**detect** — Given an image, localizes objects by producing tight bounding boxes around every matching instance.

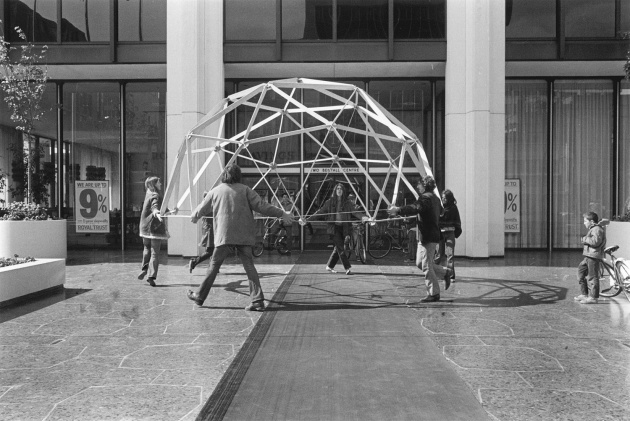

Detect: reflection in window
[565,0,614,38]
[62,83,120,224]
[125,83,166,246]
[302,81,366,162]
[118,0,166,42]
[622,1,630,34]
[234,82,300,168]
[618,81,630,215]
[61,0,110,42]
[283,0,333,40]
[553,80,613,248]
[368,81,432,168]
[505,80,548,248]
[506,0,555,38]
[0,83,57,207]
[337,0,387,39]
[225,0,276,41]
[6,0,57,42]
[393,0,445,39]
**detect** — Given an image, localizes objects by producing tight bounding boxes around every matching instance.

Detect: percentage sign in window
[98,194,108,213]
[504,192,518,213]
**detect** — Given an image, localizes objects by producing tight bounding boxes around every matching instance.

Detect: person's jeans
[435,231,456,277]
[417,242,448,297]
[577,257,600,298]
[141,238,161,279]
[327,225,351,271]
[196,245,264,304]
[407,229,417,260]
[192,247,213,267]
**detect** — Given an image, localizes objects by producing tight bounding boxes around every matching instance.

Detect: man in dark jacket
[388,175,453,302]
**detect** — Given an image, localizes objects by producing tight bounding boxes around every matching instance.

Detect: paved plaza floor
[1,248,629,420]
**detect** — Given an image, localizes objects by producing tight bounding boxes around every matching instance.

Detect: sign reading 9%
[75,181,111,233]
[504,179,520,233]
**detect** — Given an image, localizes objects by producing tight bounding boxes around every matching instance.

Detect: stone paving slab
[0,250,629,420]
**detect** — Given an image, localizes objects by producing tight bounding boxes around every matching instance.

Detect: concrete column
[445,0,505,258]
[166,0,224,256]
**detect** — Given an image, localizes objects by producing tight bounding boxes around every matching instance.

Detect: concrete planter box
[606,221,630,256]
[0,220,67,259]
[0,259,65,307]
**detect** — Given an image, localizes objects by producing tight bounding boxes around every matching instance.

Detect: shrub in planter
[0,201,49,220]
[0,254,35,267]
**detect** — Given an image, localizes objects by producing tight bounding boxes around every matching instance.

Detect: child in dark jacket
[574,211,606,304]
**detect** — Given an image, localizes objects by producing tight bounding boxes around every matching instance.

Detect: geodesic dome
[162,78,434,223]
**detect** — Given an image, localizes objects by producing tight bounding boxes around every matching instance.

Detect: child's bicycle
[598,245,630,302]
[252,218,290,257]
[344,222,367,264]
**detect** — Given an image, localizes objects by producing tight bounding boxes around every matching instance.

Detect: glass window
[302,80,366,163]
[63,83,120,248]
[282,0,333,40]
[125,83,166,248]
[337,0,388,40]
[61,0,109,42]
[618,81,630,216]
[225,0,276,41]
[6,0,58,42]
[434,80,445,192]
[506,0,555,38]
[622,0,630,34]
[565,0,615,38]
[0,82,57,208]
[368,80,433,169]
[393,0,446,39]
[233,82,301,168]
[505,80,548,248]
[552,80,613,248]
[118,0,166,42]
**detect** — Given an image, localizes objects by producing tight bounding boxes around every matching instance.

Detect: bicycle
[598,245,630,302]
[252,218,290,257]
[344,222,367,264]
[367,218,410,259]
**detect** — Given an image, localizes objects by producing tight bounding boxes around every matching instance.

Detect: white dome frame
[162,78,435,223]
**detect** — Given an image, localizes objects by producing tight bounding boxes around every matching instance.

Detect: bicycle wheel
[368,235,391,259]
[614,260,630,302]
[357,239,367,264]
[599,260,621,297]
[276,237,290,255]
[252,242,264,257]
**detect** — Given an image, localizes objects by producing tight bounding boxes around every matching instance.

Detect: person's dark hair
[222,164,242,184]
[145,176,161,193]
[330,183,347,208]
[442,189,457,207]
[583,211,599,223]
[422,175,436,191]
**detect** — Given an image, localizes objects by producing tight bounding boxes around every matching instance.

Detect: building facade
[1,0,629,258]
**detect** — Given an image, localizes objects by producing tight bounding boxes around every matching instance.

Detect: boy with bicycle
[575,211,606,304]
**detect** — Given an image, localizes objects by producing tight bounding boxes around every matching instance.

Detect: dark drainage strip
[195,265,298,421]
